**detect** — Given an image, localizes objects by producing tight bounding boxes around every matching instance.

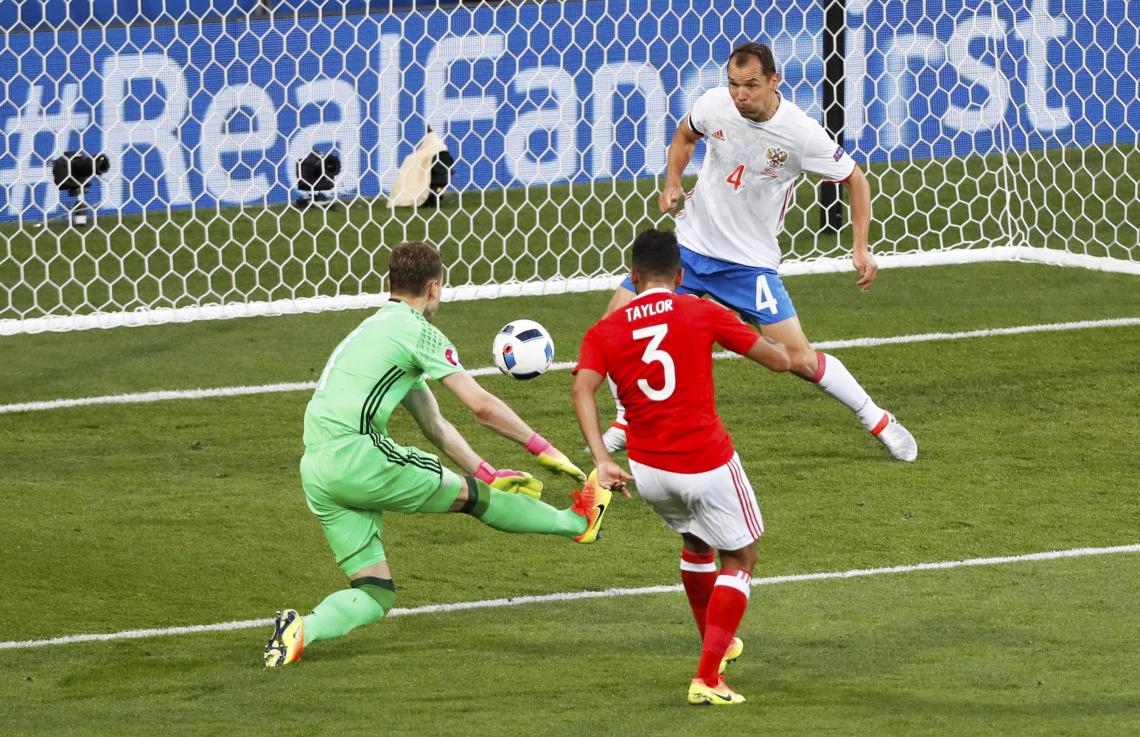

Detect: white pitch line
[2,316,1138,416]
[2,543,1136,652]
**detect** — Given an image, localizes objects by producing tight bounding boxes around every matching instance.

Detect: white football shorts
[629,452,764,551]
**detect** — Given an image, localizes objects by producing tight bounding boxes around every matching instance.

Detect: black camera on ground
[52,151,110,226]
[294,151,342,209]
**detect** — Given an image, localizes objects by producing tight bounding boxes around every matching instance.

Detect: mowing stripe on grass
[2,543,1136,652]
[3,316,1138,415]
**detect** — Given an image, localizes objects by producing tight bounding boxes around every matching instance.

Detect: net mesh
[0,0,1136,334]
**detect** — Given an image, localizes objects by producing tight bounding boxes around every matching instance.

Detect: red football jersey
[575,288,761,473]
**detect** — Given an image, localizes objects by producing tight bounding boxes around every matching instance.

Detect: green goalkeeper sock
[472,486,587,539]
[303,580,394,643]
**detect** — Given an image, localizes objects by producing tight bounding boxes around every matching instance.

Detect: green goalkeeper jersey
[303,300,465,447]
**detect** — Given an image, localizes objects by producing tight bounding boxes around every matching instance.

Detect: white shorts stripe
[680,560,718,573]
[732,456,764,536]
[727,457,761,539]
[726,461,751,537]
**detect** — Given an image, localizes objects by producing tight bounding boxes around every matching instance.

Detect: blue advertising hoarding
[0,0,1135,220]
[845,0,1139,160]
[0,1,353,29]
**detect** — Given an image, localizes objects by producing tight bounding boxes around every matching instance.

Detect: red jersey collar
[631,287,673,301]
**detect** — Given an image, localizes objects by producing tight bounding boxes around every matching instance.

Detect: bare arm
[658,117,704,214]
[572,369,610,467]
[400,386,484,474]
[743,334,792,373]
[403,381,547,497]
[441,370,587,483]
[843,164,877,293]
[440,371,533,443]
[572,368,632,494]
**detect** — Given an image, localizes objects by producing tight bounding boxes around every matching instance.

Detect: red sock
[696,569,751,685]
[680,549,717,638]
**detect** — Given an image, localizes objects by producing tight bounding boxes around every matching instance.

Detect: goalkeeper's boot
[264,609,305,668]
[602,422,627,453]
[688,676,746,706]
[571,470,612,544]
[718,637,744,675]
[871,412,918,462]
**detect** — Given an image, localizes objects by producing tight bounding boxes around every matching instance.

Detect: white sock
[811,352,886,431]
[607,375,626,427]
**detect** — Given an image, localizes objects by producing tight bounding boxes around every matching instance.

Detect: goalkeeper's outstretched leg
[423,469,610,543]
[268,242,617,666]
[265,469,611,666]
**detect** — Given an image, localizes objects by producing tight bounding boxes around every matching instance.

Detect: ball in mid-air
[493,319,554,379]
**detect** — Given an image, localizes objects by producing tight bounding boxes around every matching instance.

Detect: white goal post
[0,0,1137,335]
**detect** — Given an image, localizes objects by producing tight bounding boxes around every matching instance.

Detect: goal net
[0,0,1136,334]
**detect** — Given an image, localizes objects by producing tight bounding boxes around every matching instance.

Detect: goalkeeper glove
[525,433,587,483]
[474,461,543,499]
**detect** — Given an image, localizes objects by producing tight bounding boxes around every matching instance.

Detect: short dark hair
[729,42,777,77]
[389,241,443,296]
[631,228,681,279]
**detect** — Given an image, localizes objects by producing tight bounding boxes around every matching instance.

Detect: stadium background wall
[1,0,1134,222]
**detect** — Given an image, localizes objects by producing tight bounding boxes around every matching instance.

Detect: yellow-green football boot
[264,609,305,667]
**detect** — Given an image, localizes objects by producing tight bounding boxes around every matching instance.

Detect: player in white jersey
[601,41,917,462]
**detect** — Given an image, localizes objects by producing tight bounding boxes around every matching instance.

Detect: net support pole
[819,0,846,234]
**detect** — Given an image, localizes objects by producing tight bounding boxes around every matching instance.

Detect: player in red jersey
[573,228,791,706]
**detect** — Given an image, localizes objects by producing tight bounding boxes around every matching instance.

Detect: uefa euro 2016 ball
[493,319,554,379]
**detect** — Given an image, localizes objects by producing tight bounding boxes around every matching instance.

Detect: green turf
[2,143,1137,321]
[2,260,1139,403]
[2,554,1137,737]
[1,262,1139,735]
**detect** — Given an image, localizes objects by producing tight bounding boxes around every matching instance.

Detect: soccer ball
[493,319,554,380]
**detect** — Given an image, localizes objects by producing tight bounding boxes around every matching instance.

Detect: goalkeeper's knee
[350,576,397,615]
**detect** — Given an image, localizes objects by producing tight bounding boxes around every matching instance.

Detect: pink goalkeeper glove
[473,460,543,499]
[525,433,587,483]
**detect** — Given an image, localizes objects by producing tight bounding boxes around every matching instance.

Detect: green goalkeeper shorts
[300,434,463,576]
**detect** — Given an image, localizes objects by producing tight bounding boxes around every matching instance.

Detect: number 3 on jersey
[631,324,676,401]
[726,163,745,191]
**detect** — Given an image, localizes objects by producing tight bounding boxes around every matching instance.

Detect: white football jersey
[675,87,856,269]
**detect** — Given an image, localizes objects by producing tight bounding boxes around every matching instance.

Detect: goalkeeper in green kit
[264,241,611,667]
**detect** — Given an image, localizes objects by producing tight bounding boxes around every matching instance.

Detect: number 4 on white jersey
[632,324,676,401]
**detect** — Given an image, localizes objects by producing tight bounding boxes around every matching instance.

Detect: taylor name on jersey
[624,298,674,322]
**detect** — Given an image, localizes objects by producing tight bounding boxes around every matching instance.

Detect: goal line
[2,315,1138,415]
[4,248,1138,337]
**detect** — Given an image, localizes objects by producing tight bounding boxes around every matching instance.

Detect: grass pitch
[1,262,1139,735]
